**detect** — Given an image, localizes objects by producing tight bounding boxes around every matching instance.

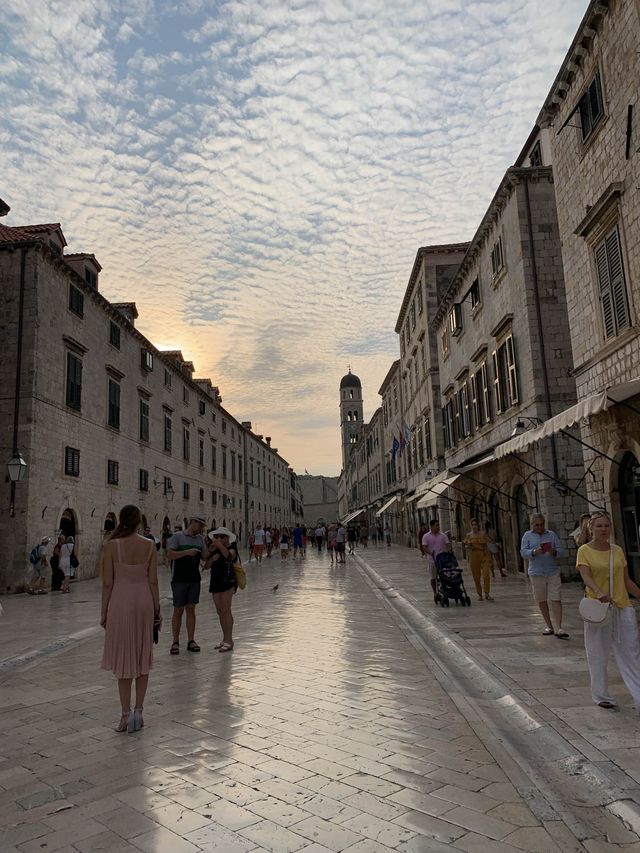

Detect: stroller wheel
[460,597,466,607]
[434,594,441,604]
[443,596,449,607]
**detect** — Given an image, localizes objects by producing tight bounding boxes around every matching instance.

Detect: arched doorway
[103,512,117,537]
[619,452,640,581]
[59,508,76,539]
[141,514,149,531]
[513,485,530,573]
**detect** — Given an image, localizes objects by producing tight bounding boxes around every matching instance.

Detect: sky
[1,0,588,476]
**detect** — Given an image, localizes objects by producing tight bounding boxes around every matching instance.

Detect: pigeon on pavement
[272,584,279,592]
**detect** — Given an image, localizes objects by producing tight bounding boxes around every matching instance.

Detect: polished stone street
[2,546,640,852]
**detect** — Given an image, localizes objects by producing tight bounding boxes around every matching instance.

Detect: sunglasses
[212,534,228,539]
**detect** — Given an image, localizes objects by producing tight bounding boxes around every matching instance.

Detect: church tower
[339,369,364,470]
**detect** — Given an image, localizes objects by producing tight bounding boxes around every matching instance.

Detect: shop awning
[342,507,366,525]
[454,451,496,474]
[416,475,459,509]
[495,378,640,460]
[375,495,399,516]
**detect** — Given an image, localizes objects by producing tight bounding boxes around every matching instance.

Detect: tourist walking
[292,524,304,558]
[335,523,346,563]
[572,513,591,548]
[28,537,50,595]
[60,536,75,593]
[520,513,568,638]
[100,505,161,733]
[577,511,640,709]
[464,519,492,601]
[315,523,326,552]
[280,526,290,561]
[253,525,265,562]
[384,523,392,547]
[359,523,369,547]
[422,519,450,600]
[50,533,65,591]
[266,527,273,558]
[327,523,338,563]
[206,527,239,653]
[166,513,208,655]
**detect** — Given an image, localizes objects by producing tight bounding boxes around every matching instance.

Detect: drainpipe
[10,246,28,518]
[523,177,559,482]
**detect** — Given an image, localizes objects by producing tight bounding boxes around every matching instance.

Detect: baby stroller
[434,551,471,607]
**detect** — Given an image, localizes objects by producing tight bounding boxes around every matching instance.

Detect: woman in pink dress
[101,505,161,733]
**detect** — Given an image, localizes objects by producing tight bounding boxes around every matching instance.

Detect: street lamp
[7,452,27,482]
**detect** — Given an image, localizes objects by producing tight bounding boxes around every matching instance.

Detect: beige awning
[454,451,496,474]
[494,377,640,460]
[416,475,459,509]
[375,495,399,517]
[342,507,366,525]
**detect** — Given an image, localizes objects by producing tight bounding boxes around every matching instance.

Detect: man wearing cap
[29,537,50,595]
[166,514,208,654]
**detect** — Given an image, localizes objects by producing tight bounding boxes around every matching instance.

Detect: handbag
[579,547,613,625]
[234,560,247,590]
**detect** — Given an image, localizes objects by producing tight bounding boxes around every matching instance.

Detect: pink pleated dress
[101,539,155,679]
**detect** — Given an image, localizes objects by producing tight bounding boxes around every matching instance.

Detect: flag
[398,430,406,455]
[402,421,411,445]
[391,436,400,461]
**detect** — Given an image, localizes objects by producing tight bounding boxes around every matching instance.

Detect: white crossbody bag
[578,548,613,625]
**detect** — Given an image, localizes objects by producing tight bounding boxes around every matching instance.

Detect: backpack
[29,546,39,565]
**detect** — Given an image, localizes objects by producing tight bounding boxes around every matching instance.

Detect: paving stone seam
[353,552,640,847]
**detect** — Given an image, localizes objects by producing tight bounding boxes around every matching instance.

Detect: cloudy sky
[1,0,587,475]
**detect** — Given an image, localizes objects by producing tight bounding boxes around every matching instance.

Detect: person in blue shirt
[520,513,568,639]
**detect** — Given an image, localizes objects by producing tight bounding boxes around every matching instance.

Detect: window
[65,352,82,411]
[416,422,424,467]
[579,71,604,142]
[107,459,119,485]
[457,383,471,438]
[222,446,227,478]
[183,386,189,404]
[183,426,190,461]
[424,415,432,460]
[139,399,149,442]
[199,487,204,503]
[198,400,205,416]
[163,476,172,496]
[417,286,424,315]
[109,322,121,348]
[449,304,462,337]
[141,349,153,371]
[164,368,172,388]
[529,141,542,167]
[413,359,419,389]
[139,469,149,492]
[442,399,455,450]
[231,452,236,481]
[211,444,217,473]
[222,419,227,434]
[470,278,480,310]
[164,413,172,453]
[64,446,80,477]
[84,267,97,288]
[69,284,84,317]
[441,325,450,357]
[212,490,217,505]
[183,482,190,500]
[491,237,504,278]
[107,379,120,429]
[492,335,518,413]
[199,438,204,467]
[410,301,416,331]
[595,226,630,338]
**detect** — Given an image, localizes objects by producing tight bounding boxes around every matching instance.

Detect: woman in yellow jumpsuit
[464,518,493,601]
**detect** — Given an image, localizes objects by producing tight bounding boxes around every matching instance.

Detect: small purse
[579,548,613,625]
[234,561,247,590]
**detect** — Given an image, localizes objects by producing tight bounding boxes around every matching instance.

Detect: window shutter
[491,351,503,413]
[605,228,629,334]
[595,239,616,338]
[506,335,519,405]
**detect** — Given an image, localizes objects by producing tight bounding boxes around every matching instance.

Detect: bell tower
[339,369,364,470]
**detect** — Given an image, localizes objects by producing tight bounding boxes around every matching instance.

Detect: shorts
[427,559,437,580]
[335,542,345,553]
[530,573,561,602]
[171,581,201,607]
[254,544,265,554]
[31,563,46,579]
[280,543,289,550]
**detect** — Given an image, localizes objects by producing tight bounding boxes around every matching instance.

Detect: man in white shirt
[315,525,326,552]
[335,524,346,564]
[253,525,266,562]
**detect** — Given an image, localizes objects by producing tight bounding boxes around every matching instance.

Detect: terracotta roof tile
[0,223,66,245]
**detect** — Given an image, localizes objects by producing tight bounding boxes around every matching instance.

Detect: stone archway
[103,512,117,538]
[59,507,77,539]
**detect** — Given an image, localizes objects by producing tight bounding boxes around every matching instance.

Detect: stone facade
[529,0,640,575]
[298,475,339,526]
[431,165,586,570]
[0,224,299,592]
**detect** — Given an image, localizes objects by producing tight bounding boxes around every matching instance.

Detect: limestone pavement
[1,545,640,852]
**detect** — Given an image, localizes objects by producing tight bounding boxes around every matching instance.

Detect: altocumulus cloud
[1,0,587,474]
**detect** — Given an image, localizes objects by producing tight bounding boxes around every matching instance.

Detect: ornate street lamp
[7,452,27,482]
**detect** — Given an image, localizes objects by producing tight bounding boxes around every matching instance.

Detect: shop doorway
[103,512,117,537]
[59,508,77,539]
[619,452,640,582]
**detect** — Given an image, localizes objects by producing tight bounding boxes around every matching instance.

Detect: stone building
[394,244,469,544]
[431,161,586,571]
[516,0,640,576]
[299,475,339,527]
[0,216,299,592]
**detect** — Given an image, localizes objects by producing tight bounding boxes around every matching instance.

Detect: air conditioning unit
[449,303,463,337]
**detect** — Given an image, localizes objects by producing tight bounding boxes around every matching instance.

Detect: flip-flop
[219,642,234,653]
[598,701,617,709]
[555,630,570,639]
[170,642,180,655]
[542,627,554,635]
[187,640,201,653]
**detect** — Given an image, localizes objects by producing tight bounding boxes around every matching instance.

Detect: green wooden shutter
[595,239,615,338]
[605,227,629,334]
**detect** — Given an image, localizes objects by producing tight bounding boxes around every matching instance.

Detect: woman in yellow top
[464,518,493,601]
[577,512,640,710]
